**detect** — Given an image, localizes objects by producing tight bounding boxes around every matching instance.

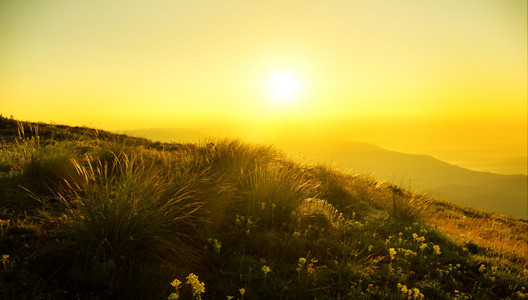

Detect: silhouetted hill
[283,140,528,219]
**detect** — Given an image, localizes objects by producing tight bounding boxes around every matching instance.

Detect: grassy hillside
[116,128,528,219]
[1,116,527,299]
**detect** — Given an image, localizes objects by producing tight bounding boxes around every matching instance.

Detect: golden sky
[1,0,526,173]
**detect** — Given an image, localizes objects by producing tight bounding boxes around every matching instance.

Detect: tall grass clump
[58,152,207,295]
[310,165,380,219]
[202,139,281,177]
[20,143,79,195]
[293,198,349,236]
[388,184,429,222]
[237,162,317,227]
[0,145,24,173]
[6,124,80,198]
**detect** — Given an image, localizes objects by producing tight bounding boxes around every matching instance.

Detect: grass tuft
[56,152,208,296]
[388,184,429,222]
[237,162,317,227]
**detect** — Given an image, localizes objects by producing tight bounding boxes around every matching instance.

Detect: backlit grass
[0,116,527,299]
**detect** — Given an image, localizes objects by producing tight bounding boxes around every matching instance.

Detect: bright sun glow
[267,71,301,103]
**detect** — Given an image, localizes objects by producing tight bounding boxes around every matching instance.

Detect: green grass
[0,116,527,299]
[54,152,207,298]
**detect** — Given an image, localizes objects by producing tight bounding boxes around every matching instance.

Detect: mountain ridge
[284,140,528,219]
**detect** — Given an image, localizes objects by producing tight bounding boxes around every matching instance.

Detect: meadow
[0,115,527,299]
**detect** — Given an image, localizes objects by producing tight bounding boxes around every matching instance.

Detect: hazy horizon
[116,121,527,176]
[1,0,526,175]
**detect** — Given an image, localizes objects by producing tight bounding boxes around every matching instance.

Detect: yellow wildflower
[168,278,181,300]
[412,288,424,299]
[261,265,271,277]
[186,273,205,300]
[400,284,408,294]
[479,264,486,273]
[389,248,397,260]
[168,293,179,300]
[171,278,181,288]
[297,257,307,271]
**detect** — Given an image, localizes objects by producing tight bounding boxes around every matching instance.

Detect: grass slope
[0,116,527,299]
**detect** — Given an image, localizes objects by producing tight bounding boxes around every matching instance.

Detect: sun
[267,70,301,103]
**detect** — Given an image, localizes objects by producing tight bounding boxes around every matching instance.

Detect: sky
[1,0,527,174]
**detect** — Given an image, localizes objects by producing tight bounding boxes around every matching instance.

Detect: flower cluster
[397,283,424,299]
[478,264,486,273]
[297,257,307,271]
[168,279,181,300]
[433,245,441,255]
[397,248,417,257]
[261,265,271,278]
[186,273,205,300]
[207,238,222,253]
[388,248,397,260]
[412,233,425,243]
[168,274,205,300]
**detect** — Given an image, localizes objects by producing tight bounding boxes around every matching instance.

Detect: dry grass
[425,200,528,268]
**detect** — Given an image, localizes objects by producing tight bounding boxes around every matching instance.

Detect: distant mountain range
[292,141,527,220]
[120,128,528,220]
